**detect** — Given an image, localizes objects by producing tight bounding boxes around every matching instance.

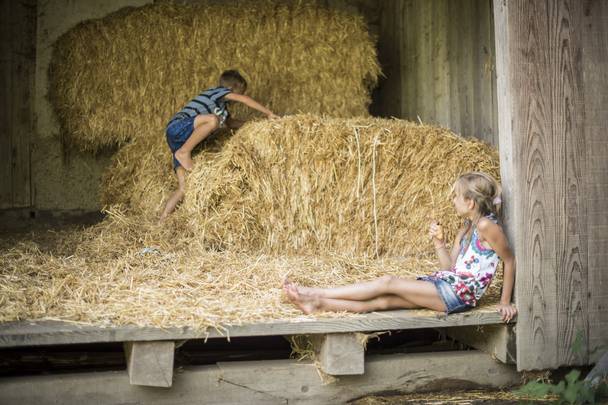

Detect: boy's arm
[224,93,277,118]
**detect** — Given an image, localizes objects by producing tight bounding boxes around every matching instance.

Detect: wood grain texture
[582,0,608,364]
[375,0,497,145]
[494,0,604,370]
[0,0,34,209]
[0,307,508,348]
[0,351,521,405]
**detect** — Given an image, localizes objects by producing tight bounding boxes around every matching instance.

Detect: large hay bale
[49,1,380,152]
[0,114,504,328]
[176,115,500,256]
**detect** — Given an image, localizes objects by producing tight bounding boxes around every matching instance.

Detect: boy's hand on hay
[429,221,445,248]
[267,112,279,119]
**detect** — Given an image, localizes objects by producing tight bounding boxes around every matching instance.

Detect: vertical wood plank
[447,0,462,134]
[552,0,588,367]
[515,0,561,371]
[373,0,497,144]
[376,0,402,118]
[0,0,34,209]
[459,0,475,138]
[476,0,498,146]
[431,0,450,129]
[402,0,416,119]
[582,0,608,364]
[416,0,434,123]
[495,0,590,370]
[0,0,14,207]
[11,0,35,208]
[493,0,516,253]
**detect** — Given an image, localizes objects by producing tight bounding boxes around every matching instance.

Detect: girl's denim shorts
[418,276,471,314]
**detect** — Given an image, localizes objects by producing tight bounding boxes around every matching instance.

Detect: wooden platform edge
[0,308,509,348]
[0,350,520,405]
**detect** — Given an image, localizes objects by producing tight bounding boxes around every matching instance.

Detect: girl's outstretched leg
[284,277,447,313]
[284,283,416,314]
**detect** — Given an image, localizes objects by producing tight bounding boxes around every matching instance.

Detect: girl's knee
[372,296,392,311]
[378,275,396,287]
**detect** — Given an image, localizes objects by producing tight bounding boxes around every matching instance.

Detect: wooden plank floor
[0,306,510,348]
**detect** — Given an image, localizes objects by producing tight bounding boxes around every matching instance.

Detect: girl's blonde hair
[452,172,502,218]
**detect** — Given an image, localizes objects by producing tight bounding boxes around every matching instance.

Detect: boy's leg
[174,114,219,170]
[159,166,187,222]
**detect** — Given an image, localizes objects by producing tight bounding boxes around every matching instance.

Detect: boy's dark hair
[219,70,247,91]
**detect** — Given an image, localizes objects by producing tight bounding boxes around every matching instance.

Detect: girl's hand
[497,303,517,323]
[267,113,279,119]
[429,221,445,247]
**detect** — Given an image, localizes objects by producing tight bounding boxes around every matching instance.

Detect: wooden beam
[0,0,35,209]
[581,0,608,365]
[0,307,507,348]
[494,0,591,371]
[123,341,174,387]
[311,333,365,375]
[446,325,515,364]
[0,351,520,404]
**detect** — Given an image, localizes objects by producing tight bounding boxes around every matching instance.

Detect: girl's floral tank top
[430,214,501,306]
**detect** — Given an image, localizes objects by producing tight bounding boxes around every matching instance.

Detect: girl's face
[452,189,474,216]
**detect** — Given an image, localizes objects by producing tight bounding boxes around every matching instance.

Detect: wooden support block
[446,325,516,364]
[311,333,365,375]
[123,341,175,387]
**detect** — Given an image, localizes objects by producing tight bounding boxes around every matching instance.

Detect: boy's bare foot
[174,149,193,171]
[284,283,320,314]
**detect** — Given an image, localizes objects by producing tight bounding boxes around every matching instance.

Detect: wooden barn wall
[373,0,498,147]
[0,0,36,209]
[495,0,608,371]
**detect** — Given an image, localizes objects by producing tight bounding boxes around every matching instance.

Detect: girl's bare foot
[284,283,320,314]
[282,278,321,297]
[174,149,193,171]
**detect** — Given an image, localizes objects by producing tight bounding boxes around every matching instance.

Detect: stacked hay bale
[50,1,380,150]
[49,1,380,212]
[178,115,500,256]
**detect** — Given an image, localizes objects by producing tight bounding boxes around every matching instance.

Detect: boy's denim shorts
[418,276,471,314]
[166,113,195,169]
